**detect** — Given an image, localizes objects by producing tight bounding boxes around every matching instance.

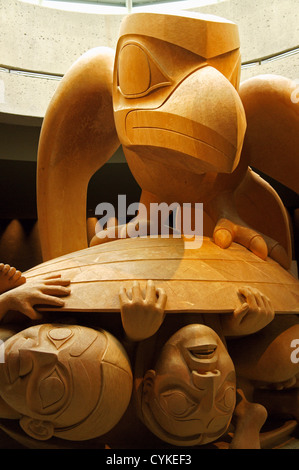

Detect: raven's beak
[124,65,246,175]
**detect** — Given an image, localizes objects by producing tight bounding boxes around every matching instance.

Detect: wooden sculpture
[37,47,120,260]
[37,11,298,273]
[5,10,297,449]
[23,236,299,318]
[0,236,296,448]
[0,263,26,294]
[0,266,133,444]
[0,321,133,442]
[134,323,237,447]
[239,74,299,196]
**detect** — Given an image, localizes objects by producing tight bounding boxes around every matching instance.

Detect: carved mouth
[188,345,217,360]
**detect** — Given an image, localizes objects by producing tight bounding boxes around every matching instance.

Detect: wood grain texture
[37,47,120,261]
[24,236,299,314]
[240,74,299,195]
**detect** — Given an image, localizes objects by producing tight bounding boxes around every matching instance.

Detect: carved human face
[141,324,236,446]
[0,321,131,443]
[0,324,105,426]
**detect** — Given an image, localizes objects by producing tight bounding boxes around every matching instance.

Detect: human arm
[221,286,274,337]
[0,275,71,322]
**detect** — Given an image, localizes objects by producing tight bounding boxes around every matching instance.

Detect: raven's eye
[117,42,171,98]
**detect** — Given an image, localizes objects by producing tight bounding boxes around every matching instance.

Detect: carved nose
[192,369,221,412]
[21,348,58,371]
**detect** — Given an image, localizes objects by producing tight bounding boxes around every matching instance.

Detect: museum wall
[1,0,298,119]
[0,0,298,271]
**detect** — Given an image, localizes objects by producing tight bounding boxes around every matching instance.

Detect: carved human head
[140,324,236,446]
[0,324,132,441]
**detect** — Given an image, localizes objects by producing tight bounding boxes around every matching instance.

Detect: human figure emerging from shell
[119,280,299,448]
[1,9,298,449]
[0,252,298,448]
[0,264,133,443]
[0,270,274,447]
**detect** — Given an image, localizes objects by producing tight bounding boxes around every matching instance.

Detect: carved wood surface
[24,236,299,314]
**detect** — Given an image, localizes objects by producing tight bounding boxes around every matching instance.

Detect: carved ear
[19,416,54,441]
[142,369,156,402]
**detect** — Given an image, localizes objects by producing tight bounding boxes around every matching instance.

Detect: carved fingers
[0,263,26,294]
[2,276,71,320]
[236,287,273,315]
[222,286,274,336]
[40,274,72,287]
[213,218,290,269]
[119,280,167,342]
[234,287,274,335]
[213,218,268,261]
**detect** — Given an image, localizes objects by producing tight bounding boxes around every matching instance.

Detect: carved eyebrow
[70,329,100,357]
[46,326,101,355]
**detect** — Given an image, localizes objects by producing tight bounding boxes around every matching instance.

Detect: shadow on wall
[0,219,42,272]
[0,158,142,271]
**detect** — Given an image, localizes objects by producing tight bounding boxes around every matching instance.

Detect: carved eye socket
[216,385,236,412]
[39,369,65,409]
[117,42,171,98]
[159,390,197,418]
